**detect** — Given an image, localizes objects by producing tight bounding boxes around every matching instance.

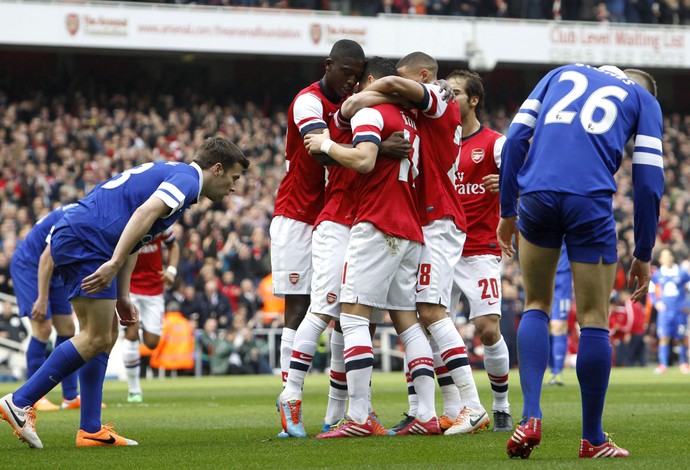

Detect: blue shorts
[657,310,687,339]
[551,270,573,321]
[50,225,118,300]
[518,191,617,264]
[9,258,72,319]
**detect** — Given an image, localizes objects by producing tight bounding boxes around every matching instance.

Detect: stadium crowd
[0,87,688,374]
[133,0,690,25]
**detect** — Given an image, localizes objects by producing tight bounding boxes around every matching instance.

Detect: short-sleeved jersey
[500,63,664,261]
[351,103,423,243]
[12,204,76,268]
[130,227,175,296]
[274,81,343,225]
[56,161,201,257]
[458,126,505,256]
[415,84,466,230]
[314,110,358,228]
[651,264,690,312]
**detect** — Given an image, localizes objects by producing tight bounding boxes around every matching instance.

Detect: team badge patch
[310,23,322,45]
[289,273,300,285]
[66,13,79,36]
[326,292,337,304]
[471,148,485,163]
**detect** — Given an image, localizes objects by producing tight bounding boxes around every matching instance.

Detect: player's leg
[675,314,688,372]
[51,312,79,407]
[76,311,137,447]
[571,259,624,455]
[323,321,347,429]
[655,310,671,373]
[269,216,313,387]
[465,255,512,432]
[281,222,348,436]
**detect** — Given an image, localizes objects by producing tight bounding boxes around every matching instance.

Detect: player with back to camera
[498,64,663,459]
[0,137,249,448]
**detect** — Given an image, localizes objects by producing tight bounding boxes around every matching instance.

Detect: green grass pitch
[1,367,689,469]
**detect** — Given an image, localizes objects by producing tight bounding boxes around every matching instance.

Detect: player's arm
[162,235,180,287]
[31,245,54,321]
[628,99,664,302]
[305,129,377,174]
[116,252,140,326]
[354,76,427,114]
[499,70,558,219]
[340,89,411,120]
[82,197,170,295]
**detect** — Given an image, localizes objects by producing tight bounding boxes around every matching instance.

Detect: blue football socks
[576,327,611,446]
[14,339,85,408]
[25,337,48,379]
[517,309,550,421]
[79,352,109,433]
[55,335,79,401]
[549,333,568,375]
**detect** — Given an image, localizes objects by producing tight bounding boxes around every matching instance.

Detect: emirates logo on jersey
[471,148,485,163]
[289,273,300,285]
[326,292,337,304]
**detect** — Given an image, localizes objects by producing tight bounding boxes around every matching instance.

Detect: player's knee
[32,321,53,341]
[143,335,160,350]
[474,316,501,345]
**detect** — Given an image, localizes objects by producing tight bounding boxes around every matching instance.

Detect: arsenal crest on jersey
[66,13,79,36]
[310,23,322,45]
[471,148,485,163]
[326,292,337,304]
[289,273,300,285]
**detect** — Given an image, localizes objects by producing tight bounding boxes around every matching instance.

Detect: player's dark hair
[396,51,438,79]
[363,56,398,80]
[193,137,250,171]
[623,68,657,97]
[330,39,365,63]
[446,69,485,116]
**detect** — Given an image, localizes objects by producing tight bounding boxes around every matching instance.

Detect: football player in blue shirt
[498,64,663,459]
[9,205,80,411]
[650,248,690,374]
[1,137,249,448]
[547,244,572,386]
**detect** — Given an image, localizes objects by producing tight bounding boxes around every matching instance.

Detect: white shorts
[309,221,351,318]
[416,218,466,308]
[269,215,313,295]
[341,222,421,311]
[130,293,165,337]
[451,254,502,322]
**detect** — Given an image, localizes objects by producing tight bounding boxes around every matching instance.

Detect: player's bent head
[330,39,365,64]
[364,56,398,81]
[193,137,250,172]
[447,69,485,115]
[623,68,657,97]
[396,51,438,81]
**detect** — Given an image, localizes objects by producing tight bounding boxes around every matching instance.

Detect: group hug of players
[271,40,512,440]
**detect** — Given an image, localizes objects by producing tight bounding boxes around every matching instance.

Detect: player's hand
[30,299,48,321]
[159,269,175,287]
[380,131,411,159]
[116,297,139,327]
[496,216,518,258]
[482,174,500,193]
[433,79,455,103]
[81,260,119,295]
[304,129,329,154]
[628,257,651,303]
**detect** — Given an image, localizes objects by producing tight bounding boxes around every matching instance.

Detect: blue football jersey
[651,264,690,312]
[56,161,202,257]
[501,63,664,261]
[556,245,570,275]
[12,204,76,267]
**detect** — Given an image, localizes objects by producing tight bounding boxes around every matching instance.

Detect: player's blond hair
[623,69,657,97]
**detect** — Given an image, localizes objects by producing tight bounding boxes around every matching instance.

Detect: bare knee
[30,320,53,342]
[284,295,310,330]
[417,303,448,329]
[473,315,501,346]
[550,319,568,336]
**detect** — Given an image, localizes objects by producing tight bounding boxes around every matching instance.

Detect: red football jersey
[274,81,342,225]
[351,104,423,243]
[314,110,358,228]
[416,84,467,231]
[458,126,506,257]
[130,228,175,296]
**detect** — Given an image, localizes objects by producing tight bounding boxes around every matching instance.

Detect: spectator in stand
[199,278,233,330]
